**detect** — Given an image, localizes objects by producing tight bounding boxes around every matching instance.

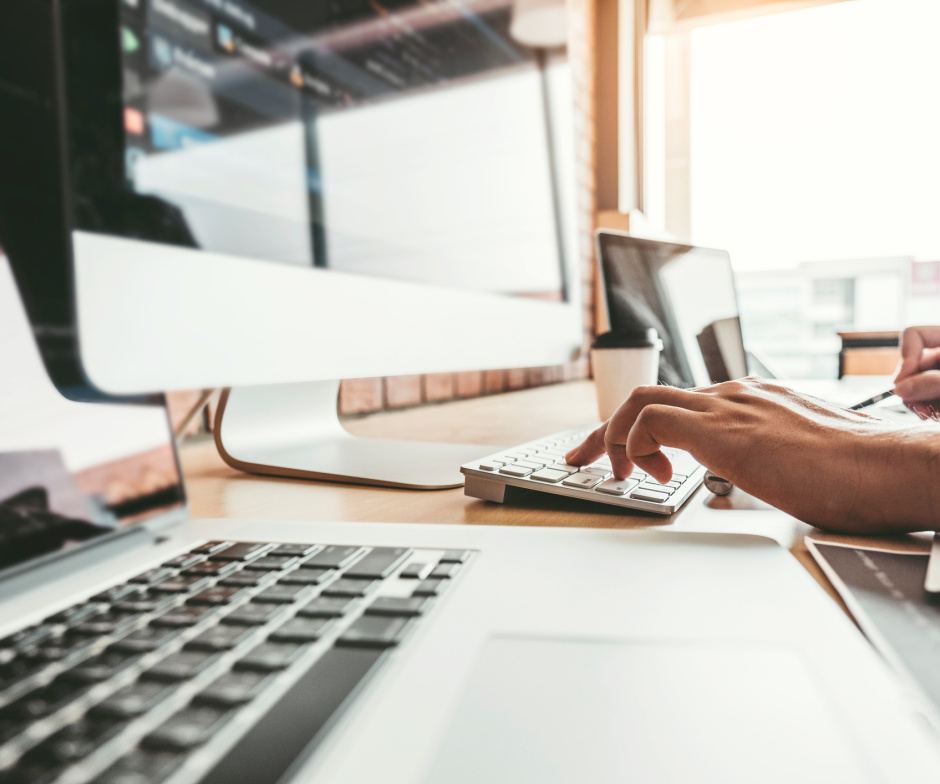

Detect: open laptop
[3,259,940,784]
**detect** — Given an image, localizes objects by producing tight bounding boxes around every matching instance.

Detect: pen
[848,388,896,411]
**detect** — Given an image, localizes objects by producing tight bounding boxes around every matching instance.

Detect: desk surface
[179,380,931,613]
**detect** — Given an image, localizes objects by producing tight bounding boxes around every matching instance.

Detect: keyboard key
[477,460,505,471]
[399,562,433,580]
[278,568,333,586]
[129,568,175,585]
[95,750,182,784]
[187,586,245,605]
[92,680,174,718]
[144,650,219,682]
[499,465,533,477]
[195,671,272,707]
[300,545,362,570]
[111,625,183,653]
[430,563,461,579]
[235,642,307,672]
[243,556,300,572]
[191,541,231,555]
[582,467,611,478]
[6,624,58,652]
[151,604,216,627]
[412,579,448,597]
[639,483,674,495]
[112,595,175,614]
[68,612,140,637]
[322,578,379,598]
[7,678,88,721]
[149,576,213,594]
[562,472,604,489]
[551,463,581,474]
[439,549,472,563]
[365,596,434,617]
[251,584,311,603]
[60,649,139,684]
[185,624,254,651]
[162,553,205,570]
[222,603,288,627]
[525,457,554,467]
[296,596,356,618]
[345,547,411,579]
[38,716,121,763]
[596,478,638,496]
[630,488,670,503]
[90,584,143,604]
[269,543,319,557]
[513,460,544,470]
[144,706,232,750]
[339,616,412,649]
[182,560,240,578]
[269,617,333,643]
[530,468,568,483]
[219,572,272,588]
[208,542,272,562]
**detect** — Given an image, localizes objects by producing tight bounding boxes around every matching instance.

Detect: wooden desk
[180,380,931,612]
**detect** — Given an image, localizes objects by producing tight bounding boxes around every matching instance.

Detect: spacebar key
[198,647,384,784]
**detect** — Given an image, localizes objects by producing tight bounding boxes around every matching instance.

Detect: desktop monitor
[0,0,583,488]
[596,231,747,389]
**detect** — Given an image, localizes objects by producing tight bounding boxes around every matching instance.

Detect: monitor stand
[213,381,497,490]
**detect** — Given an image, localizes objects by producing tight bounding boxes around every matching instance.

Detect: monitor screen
[597,233,746,388]
[109,0,568,300]
[0,255,185,576]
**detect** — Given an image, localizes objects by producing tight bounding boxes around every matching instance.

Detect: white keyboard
[461,426,705,514]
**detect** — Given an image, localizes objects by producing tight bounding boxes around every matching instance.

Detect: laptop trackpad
[422,637,871,784]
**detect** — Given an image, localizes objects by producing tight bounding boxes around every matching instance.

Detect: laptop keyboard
[461,426,705,514]
[0,541,471,784]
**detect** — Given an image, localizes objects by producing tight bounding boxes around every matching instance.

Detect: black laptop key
[322,578,378,598]
[144,705,233,750]
[235,642,307,672]
[94,750,183,784]
[296,596,356,618]
[338,615,412,649]
[198,647,382,784]
[8,678,88,721]
[144,650,218,682]
[430,563,461,579]
[344,547,411,579]
[243,556,299,572]
[366,596,434,617]
[269,617,333,643]
[269,543,319,557]
[278,568,333,586]
[42,716,121,762]
[7,624,58,652]
[151,604,215,627]
[191,541,231,555]
[182,560,240,578]
[187,586,245,605]
[399,563,432,580]
[412,579,448,597]
[60,649,140,684]
[299,545,362,570]
[111,595,172,614]
[92,680,175,718]
[195,671,272,707]
[68,612,140,636]
[251,584,310,604]
[149,575,213,594]
[111,625,184,653]
[208,542,272,562]
[221,602,288,627]
[185,624,254,651]
[162,553,205,569]
[439,549,472,564]
[219,572,270,588]
[129,567,176,585]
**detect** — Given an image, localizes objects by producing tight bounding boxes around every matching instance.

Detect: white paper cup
[592,342,661,421]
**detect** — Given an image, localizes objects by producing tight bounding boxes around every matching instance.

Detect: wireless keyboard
[461,426,705,514]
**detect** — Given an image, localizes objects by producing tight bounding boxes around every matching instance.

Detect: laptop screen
[0,255,185,577]
[597,233,746,388]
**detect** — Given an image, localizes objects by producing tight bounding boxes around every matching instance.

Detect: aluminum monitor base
[214,382,496,490]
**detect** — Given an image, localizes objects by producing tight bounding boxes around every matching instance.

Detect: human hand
[894,326,940,418]
[565,378,939,533]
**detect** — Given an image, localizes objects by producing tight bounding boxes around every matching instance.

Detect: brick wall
[168,0,599,431]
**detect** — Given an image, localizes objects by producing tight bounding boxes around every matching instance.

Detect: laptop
[1,254,938,783]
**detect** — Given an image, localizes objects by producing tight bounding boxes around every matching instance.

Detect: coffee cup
[591,328,662,421]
